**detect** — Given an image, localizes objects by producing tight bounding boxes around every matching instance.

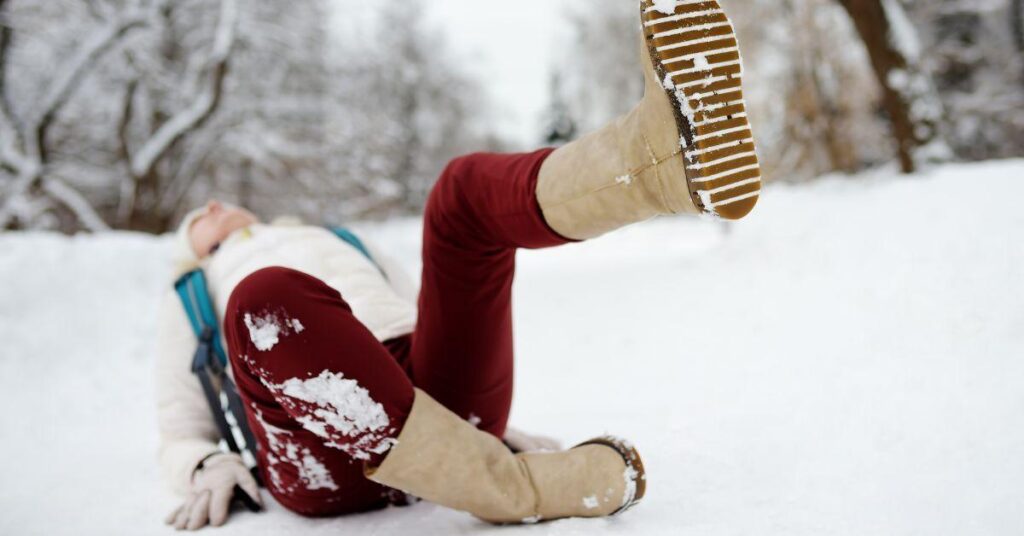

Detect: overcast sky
[332,0,573,147]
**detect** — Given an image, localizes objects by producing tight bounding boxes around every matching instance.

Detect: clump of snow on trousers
[251,407,339,493]
[267,370,396,460]
[582,495,600,509]
[244,313,281,351]
[244,310,305,352]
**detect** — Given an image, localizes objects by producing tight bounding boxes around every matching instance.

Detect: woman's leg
[409,148,572,438]
[224,267,414,517]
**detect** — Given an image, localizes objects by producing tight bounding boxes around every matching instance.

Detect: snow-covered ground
[1,160,1022,535]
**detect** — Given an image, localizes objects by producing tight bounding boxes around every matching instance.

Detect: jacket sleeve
[155,289,221,496]
[363,238,420,305]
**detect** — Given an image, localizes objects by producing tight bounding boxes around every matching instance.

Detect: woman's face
[188,200,258,258]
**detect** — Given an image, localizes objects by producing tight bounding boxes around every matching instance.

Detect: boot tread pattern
[642,0,761,220]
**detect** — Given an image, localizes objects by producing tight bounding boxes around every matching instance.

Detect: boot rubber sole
[641,0,761,220]
[577,435,646,515]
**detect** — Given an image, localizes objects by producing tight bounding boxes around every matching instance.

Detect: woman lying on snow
[157,0,761,530]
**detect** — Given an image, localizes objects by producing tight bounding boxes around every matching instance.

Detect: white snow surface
[1,160,1023,534]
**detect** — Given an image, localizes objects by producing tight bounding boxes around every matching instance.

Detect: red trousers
[224,149,571,516]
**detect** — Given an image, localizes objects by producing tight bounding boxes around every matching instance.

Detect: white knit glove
[504,427,562,453]
[165,453,263,531]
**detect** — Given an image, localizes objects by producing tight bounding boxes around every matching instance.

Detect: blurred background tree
[327,0,499,220]
[905,0,1024,161]
[836,0,951,173]
[0,0,491,232]
[549,0,1023,181]
[1,0,1022,233]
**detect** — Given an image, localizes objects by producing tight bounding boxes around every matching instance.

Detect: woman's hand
[165,453,263,531]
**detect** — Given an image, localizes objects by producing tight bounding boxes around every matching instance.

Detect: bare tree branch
[128,0,236,180]
[116,79,138,223]
[117,79,139,164]
[157,120,227,214]
[0,0,22,158]
[30,12,147,157]
[83,0,115,22]
[41,177,110,231]
[0,0,14,114]
[1013,0,1024,53]
[0,7,147,230]
[159,148,211,215]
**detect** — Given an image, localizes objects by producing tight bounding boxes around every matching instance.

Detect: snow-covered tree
[541,73,578,146]
[98,0,337,231]
[554,0,893,182]
[0,0,149,230]
[0,0,244,232]
[1015,0,1024,55]
[733,0,892,180]
[902,0,1024,161]
[835,0,951,173]
[1,0,504,232]
[557,0,644,136]
[160,0,337,228]
[112,0,238,232]
[327,0,496,218]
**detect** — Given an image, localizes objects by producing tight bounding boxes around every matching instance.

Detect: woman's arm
[154,289,222,496]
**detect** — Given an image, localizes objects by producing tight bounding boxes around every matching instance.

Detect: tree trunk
[1013,0,1024,53]
[239,159,252,208]
[1013,0,1024,87]
[836,0,947,173]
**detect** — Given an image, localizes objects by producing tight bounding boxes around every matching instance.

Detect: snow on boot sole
[641,0,761,220]
[576,435,647,515]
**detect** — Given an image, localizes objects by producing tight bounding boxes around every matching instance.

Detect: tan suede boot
[365,389,646,524]
[537,0,762,240]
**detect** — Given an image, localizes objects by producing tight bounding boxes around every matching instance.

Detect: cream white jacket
[155,222,418,495]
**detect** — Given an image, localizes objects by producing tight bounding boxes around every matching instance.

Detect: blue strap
[175,226,380,369]
[175,270,252,460]
[173,225,381,471]
[175,270,229,369]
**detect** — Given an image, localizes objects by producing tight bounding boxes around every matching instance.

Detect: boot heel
[642,0,762,220]
[576,435,647,514]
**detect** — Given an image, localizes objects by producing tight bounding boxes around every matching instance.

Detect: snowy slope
[1,160,1022,535]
